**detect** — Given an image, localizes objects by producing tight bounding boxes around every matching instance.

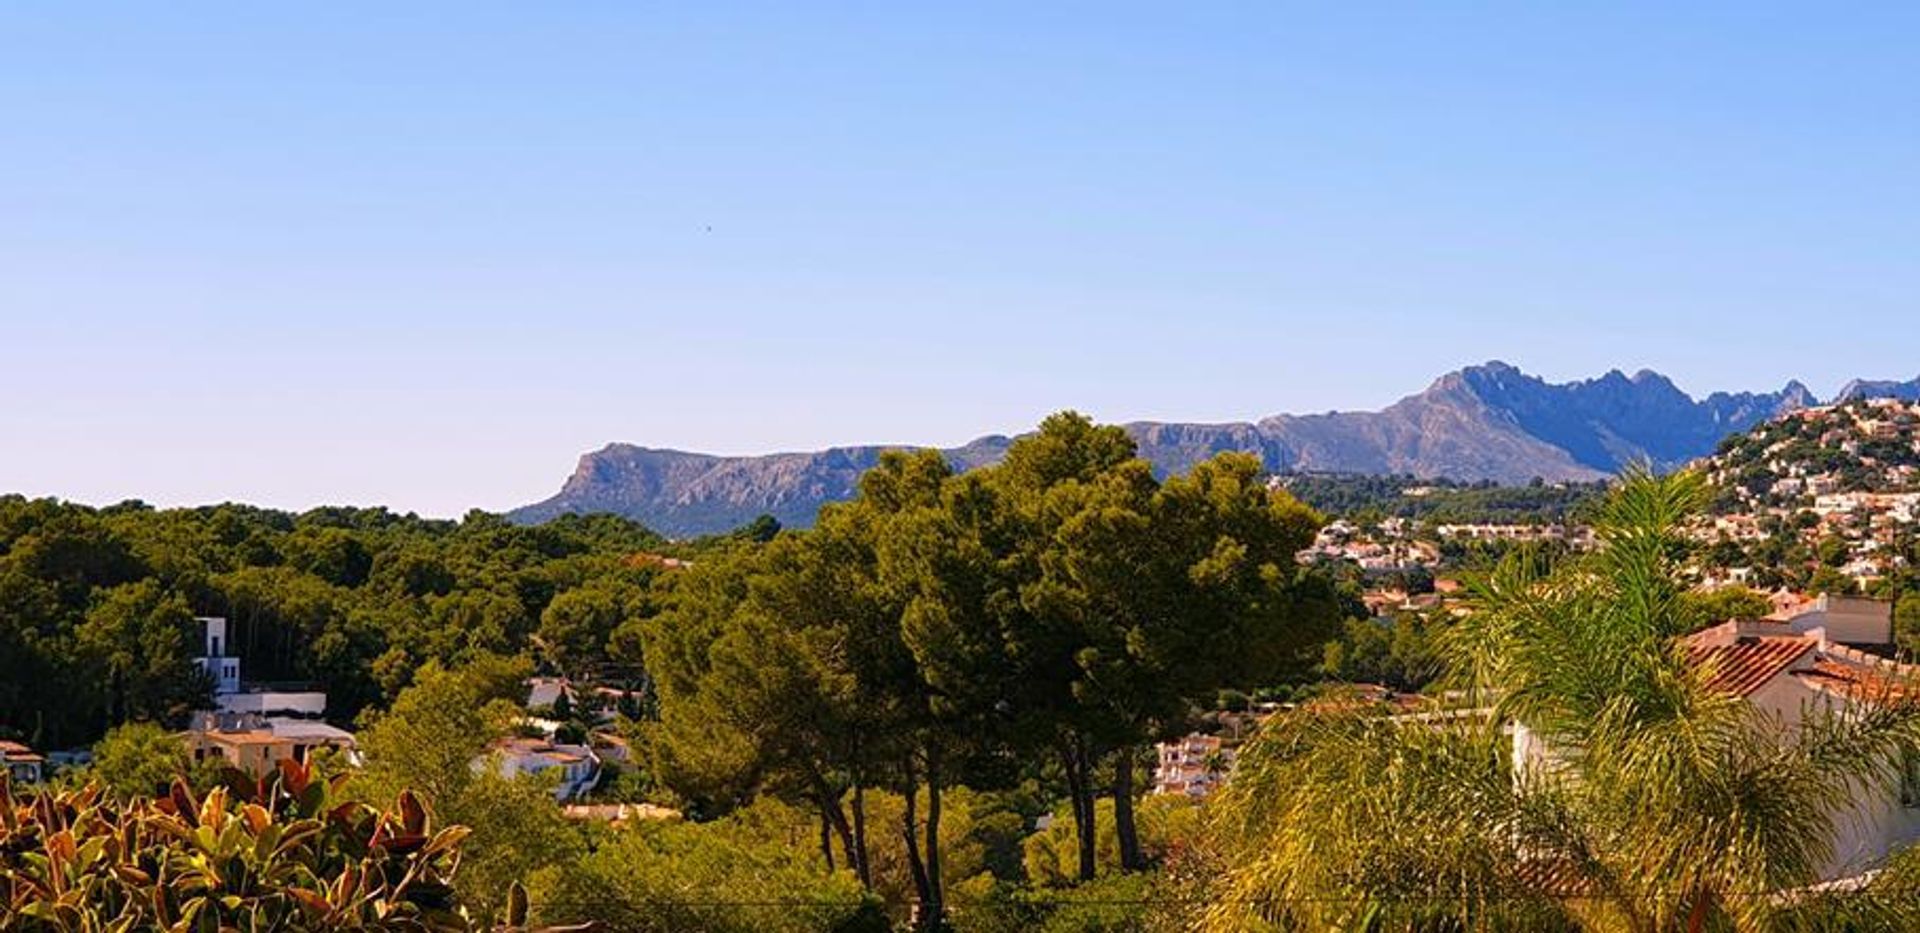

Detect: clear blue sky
[3,3,1916,517]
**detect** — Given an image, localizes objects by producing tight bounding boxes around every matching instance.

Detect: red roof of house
[202,730,293,747]
[1796,659,1920,705]
[1687,636,1814,696]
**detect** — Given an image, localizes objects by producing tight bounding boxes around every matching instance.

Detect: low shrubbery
[1,760,477,930]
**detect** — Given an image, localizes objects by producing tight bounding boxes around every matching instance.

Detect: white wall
[1790,597,1893,646]
[216,691,327,716]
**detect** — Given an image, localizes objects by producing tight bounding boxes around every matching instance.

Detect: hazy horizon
[5,4,1917,516]
[3,360,1901,519]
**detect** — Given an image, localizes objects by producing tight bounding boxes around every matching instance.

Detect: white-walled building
[194,617,242,696]
[183,617,352,775]
[1153,733,1233,798]
[216,689,329,717]
[190,616,331,715]
[1514,595,1916,882]
[480,737,601,801]
[185,711,358,777]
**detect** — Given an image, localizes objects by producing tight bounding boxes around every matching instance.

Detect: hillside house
[1153,733,1233,798]
[186,727,294,778]
[193,616,333,715]
[183,617,354,777]
[481,737,601,801]
[0,740,44,784]
[1514,595,1918,881]
[185,711,358,778]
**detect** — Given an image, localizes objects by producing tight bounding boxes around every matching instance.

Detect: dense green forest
[21,461,1920,931]
[0,464,1599,758]
[19,419,1920,930]
[0,494,718,748]
[1276,472,1605,524]
[1,412,1349,929]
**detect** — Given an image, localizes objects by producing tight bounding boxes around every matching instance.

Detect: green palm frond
[1206,469,1920,933]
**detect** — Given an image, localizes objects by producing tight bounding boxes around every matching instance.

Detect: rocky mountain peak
[512,364,1920,536]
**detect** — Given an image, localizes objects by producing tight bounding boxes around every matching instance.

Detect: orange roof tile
[1687,636,1813,696]
[203,731,293,747]
[1796,659,1920,705]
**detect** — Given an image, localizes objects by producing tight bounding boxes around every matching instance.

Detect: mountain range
[509,363,1916,537]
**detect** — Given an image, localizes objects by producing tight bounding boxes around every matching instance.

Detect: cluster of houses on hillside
[1305,519,1440,571]
[1705,399,1920,589]
[1305,517,1597,576]
[183,618,628,803]
[1706,492,1920,590]
[1154,733,1233,799]
[1431,522,1595,547]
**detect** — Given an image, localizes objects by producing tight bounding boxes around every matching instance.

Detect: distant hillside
[1706,398,1920,513]
[1695,397,1920,593]
[512,362,1898,537]
[510,437,1011,536]
[1275,473,1608,526]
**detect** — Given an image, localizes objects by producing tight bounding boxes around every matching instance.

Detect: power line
[525,889,1914,908]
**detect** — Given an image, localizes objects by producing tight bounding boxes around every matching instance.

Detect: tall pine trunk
[1113,746,1146,872]
[820,792,859,879]
[819,808,835,871]
[923,745,946,930]
[851,781,873,888]
[901,758,933,921]
[1058,734,1098,882]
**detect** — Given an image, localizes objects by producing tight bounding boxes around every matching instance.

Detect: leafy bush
[0,760,477,929]
[526,799,882,932]
[953,872,1190,933]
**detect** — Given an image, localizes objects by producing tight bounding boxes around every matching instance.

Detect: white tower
[194,617,241,695]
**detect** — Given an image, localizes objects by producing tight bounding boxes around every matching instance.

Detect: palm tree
[1203,468,1920,932]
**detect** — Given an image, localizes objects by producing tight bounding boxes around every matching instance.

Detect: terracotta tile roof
[0,740,31,754]
[203,730,293,747]
[1796,659,1920,705]
[1686,636,1814,696]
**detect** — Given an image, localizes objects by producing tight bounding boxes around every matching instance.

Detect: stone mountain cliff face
[1835,376,1920,402]
[510,362,1867,536]
[510,437,1012,535]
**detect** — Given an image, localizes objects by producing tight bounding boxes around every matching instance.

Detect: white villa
[481,736,602,801]
[184,617,356,777]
